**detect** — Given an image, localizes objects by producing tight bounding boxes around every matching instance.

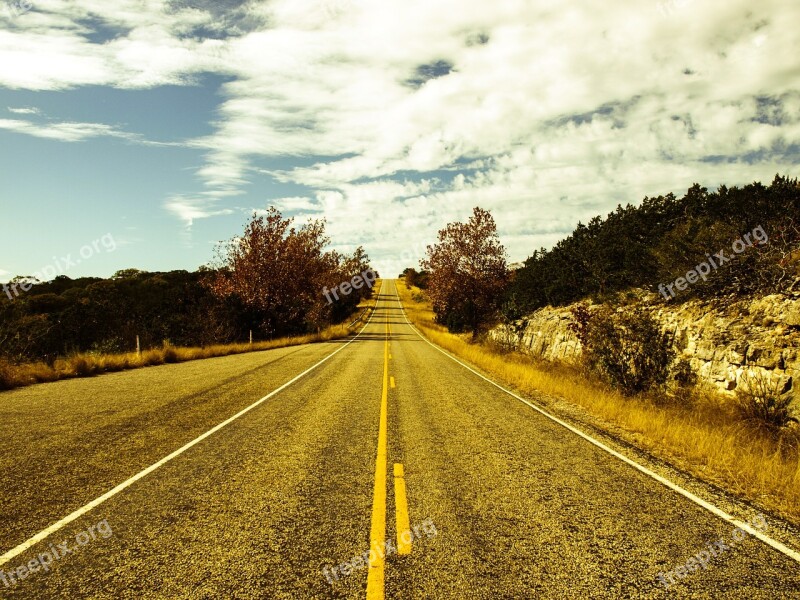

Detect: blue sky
[1,0,799,282]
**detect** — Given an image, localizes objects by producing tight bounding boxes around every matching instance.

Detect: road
[1,279,799,598]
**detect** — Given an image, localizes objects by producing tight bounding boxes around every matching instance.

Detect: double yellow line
[366,320,411,599]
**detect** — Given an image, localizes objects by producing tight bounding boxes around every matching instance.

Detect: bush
[162,341,179,364]
[440,309,468,334]
[0,359,16,390]
[70,356,96,377]
[671,358,698,388]
[665,357,698,404]
[736,370,797,428]
[571,305,674,395]
[90,337,126,355]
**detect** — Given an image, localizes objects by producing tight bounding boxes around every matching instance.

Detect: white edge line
[0,306,379,567]
[393,283,800,565]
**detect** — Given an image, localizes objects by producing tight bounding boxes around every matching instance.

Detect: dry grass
[0,285,381,393]
[396,279,800,525]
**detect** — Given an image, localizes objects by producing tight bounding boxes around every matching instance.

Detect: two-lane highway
[1,279,799,598]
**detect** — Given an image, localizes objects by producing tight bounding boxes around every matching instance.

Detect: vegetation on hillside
[399,267,429,289]
[0,208,373,364]
[508,175,800,315]
[406,176,799,429]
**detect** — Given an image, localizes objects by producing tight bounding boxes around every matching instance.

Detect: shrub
[163,342,179,364]
[665,357,698,404]
[70,356,95,377]
[572,305,675,395]
[736,370,797,428]
[567,303,592,343]
[671,358,698,388]
[0,359,16,390]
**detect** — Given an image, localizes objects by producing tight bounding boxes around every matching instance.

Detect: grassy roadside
[395,280,800,526]
[0,281,381,393]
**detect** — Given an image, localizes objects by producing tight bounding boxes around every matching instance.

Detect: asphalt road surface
[1,279,799,598]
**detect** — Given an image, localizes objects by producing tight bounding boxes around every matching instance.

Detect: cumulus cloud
[1,0,798,262]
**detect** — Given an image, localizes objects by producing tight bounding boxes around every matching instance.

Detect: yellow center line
[390,376,396,389]
[366,320,390,599]
[394,464,412,555]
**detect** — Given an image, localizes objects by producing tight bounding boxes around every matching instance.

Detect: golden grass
[0,285,382,393]
[395,279,800,525]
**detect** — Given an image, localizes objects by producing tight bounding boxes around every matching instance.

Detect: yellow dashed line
[394,464,412,556]
[366,322,390,599]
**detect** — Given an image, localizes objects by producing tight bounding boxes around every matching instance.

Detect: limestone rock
[489,292,800,397]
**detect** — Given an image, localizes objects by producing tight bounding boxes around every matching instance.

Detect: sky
[0,0,798,281]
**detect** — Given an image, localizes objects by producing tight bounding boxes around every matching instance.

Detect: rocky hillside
[490,292,800,397]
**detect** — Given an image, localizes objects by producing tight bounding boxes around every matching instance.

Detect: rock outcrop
[490,292,800,395]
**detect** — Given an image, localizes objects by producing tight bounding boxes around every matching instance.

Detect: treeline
[400,267,429,289]
[507,175,800,315]
[0,270,240,361]
[0,208,374,363]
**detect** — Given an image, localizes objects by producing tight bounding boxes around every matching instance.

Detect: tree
[209,207,372,337]
[509,175,800,310]
[401,267,429,289]
[112,269,148,279]
[421,207,508,338]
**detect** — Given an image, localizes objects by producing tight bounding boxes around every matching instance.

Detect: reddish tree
[209,207,371,336]
[421,207,508,338]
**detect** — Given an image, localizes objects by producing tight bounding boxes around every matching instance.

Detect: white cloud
[0,117,122,141]
[263,196,318,213]
[0,116,184,145]
[0,1,228,90]
[0,0,798,262]
[164,195,234,227]
[7,106,39,114]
